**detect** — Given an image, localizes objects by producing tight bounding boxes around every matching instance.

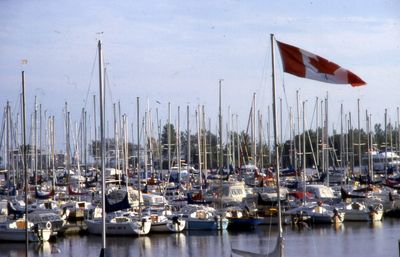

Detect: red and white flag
[276,40,366,87]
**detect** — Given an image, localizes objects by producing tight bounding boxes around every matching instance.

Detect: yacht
[361,150,400,173]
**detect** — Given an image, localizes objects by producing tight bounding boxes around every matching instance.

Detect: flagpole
[98,40,107,257]
[271,33,284,257]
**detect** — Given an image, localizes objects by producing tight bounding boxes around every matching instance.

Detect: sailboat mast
[187,105,191,166]
[168,102,171,173]
[270,34,283,257]
[369,113,373,180]
[98,40,107,256]
[51,116,56,199]
[137,97,142,217]
[196,107,202,187]
[279,97,283,166]
[84,110,87,172]
[5,102,10,183]
[21,71,29,255]
[385,109,388,179]
[398,107,400,158]
[296,90,300,173]
[202,106,207,171]
[114,103,119,183]
[325,96,329,186]
[93,95,97,166]
[252,93,256,167]
[267,106,271,165]
[289,108,293,170]
[357,98,361,176]
[340,103,344,173]
[315,97,319,169]
[177,106,181,176]
[34,97,38,186]
[302,101,307,205]
[219,79,223,170]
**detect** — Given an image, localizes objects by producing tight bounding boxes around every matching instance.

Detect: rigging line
[256,39,272,109]
[11,112,17,150]
[0,108,5,154]
[102,53,115,107]
[105,70,114,106]
[309,98,318,129]
[82,48,98,111]
[258,37,271,90]
[306,117,319,174]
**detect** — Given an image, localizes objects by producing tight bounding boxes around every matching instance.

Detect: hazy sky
[1,0,399,149]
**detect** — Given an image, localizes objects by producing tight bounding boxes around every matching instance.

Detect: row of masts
[2,93,400,179]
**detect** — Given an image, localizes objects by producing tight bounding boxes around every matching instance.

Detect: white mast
[187,105,191,166]
[51,116,56,199]
[202,106,207,171]
[325,95,329,186]
[398,107,400,158]
[136,97,142,217]
[252,93,256,167]
[113,103,120,185]
[218,79,223,171]
[315,97,319,170]
[196,106,202,188]
[302,101,307,205]
[93,94,97,166]
[177,106,181,177]
[340,103,344,174]
[296,90,300,173]
[384,108,388,179]
[357,98,361,176]
[98,40,107,257]
[168,102,171,173]
[21,71,29,253]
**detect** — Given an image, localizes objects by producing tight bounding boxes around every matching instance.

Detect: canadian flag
[276,40,366,87]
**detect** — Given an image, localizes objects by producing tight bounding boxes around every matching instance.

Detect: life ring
[45,221,52,230]
[374,204,383,212]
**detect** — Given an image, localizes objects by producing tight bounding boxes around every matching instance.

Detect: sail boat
[231,34,284,257]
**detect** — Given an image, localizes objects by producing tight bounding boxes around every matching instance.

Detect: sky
[1,0,400,151]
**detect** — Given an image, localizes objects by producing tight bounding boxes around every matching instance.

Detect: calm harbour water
[1,218,399,257]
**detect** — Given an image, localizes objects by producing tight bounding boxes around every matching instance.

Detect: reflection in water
[35,241,51,256]
[333,222,344,232]
[369,220,382,229]
[171,232,187,256]
[0,242,33,257]
[0,218,399,257]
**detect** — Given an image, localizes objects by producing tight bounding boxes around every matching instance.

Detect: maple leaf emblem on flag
[276,39,366,87]
[308,56,340,75]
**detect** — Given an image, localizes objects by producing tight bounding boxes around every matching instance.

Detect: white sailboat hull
[344,209,383,221]
[0,228,38,242]
[85,219,151,236]
[150,219,186,233]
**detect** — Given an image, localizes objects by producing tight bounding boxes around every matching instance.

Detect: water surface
[1,218,399,257]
